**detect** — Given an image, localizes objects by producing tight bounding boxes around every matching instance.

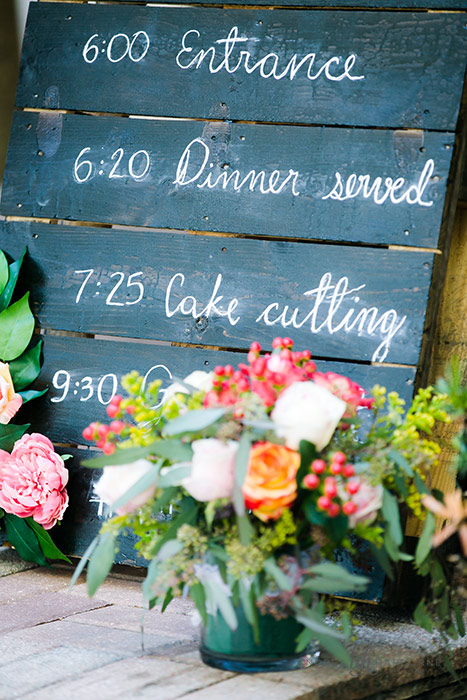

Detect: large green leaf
[233,432,251,517]
[164,407,227,436]
[157,464,190,488]
[0,248,26,312]
[415,512,435,567]
[19,388,48,404]
[9,340,43,391]
[87,531,117,596]
[0,251,8,296]
[0,293,35,361]
[264,557,293,591]
[26,518,71,563]
[0,423,30,451]
[4,513,47,566]
[304,562,369,593]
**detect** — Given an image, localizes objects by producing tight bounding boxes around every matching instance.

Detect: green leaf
[369,542,394,581]
[190,582,208,626]
[8,340,43,391]
[295,609,346,642]
[264,557,293,591]
[298,439,318,485]
[384,529,413,563]
[303,562,369,593]
[26,518,71,563]
[414,471,429,495]
[0,248,26,312]
[18,388,48,404]
[0,423,30,451]
[83,443,159,468]
[415,512,435,567]
[382,489,403,546]
[388,449,413,476]
[203,578,237,631]
[142,558,159,603]
[295,626,315,653]
[150,500,198,558]
[233,431,251,517]
[164,407,227,436]
[161,588,174,613]
[4,513,47,566]
[157,464,191,488]
[0,251,9,296]
[68,536,99,590]
[453,602,466,637]
[110,463,160,514]
[0,293,35,361]
[87,531,117,596]
[413,600,433,633]
[156,538,183,562]
[237,512,254,546]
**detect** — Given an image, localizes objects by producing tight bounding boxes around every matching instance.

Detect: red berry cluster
[204,337,316,411]
[81,394,133,454]
[302,452,360,518]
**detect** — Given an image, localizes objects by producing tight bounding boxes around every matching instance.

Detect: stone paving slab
[0,566,466,700]
[22,657,234,700]
[0,590,109,634]
[0,547,36,578]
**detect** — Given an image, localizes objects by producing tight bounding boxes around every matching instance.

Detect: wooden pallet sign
[0,0,466,569]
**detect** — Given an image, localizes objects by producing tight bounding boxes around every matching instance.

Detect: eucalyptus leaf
[156,538,183,562]
[0,251,8,296]
[0,248,26,312]
[110,463,160,513]
[233,432,251,517]
[18,388,48,404]
[8,340,43,391]
[237,512,254,546]
[87,532,117,596]
[161,588,174,613]
[369,542,394,580]
[415,512,435,567]
[264,557,293,591]
[295,610,345,641]
[0,293,35,361]
[388,449,413,476]
[68,536,99,590]
[164,407,227,436]
[190,582,208,626]
[84,443,159,468]
[150,501,198,558]
[26,518,71,562]
[0,423,30,451]
[382,489,403,546]
[157,464,191,488]
[204,579,237,631]
[4,514,47,566]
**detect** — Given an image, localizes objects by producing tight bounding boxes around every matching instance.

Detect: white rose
[163,370,214,403]
[182,438,238,502]
[271,381,346,450]
[94,458,156,515]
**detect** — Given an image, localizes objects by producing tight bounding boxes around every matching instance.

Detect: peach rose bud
[0,362,22,425]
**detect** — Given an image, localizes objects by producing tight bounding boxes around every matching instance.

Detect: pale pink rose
[182,439,238,502]
[94,458,157,515]
[346,478,383,528]
[0,362,22,425]
[271,381,346,450]
[164,371,214,403]
[0,433,69,529]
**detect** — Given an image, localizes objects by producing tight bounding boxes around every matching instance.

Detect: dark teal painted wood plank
[16,5,467,130]
[0,111,454,247]
[109,1,466,7]
[21,333,416,447]
[0,220,433,365]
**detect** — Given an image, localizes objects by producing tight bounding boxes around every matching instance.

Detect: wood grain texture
[17,5,467,130]
[101,0,467,7]
[21,333,417,447]
[0,111,454,247]
[0,220,433,365]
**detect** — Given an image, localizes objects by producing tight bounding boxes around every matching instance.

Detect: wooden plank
[1,220,433,365]
[22,334,417,448]
[17,5,467,130]
[0,111,454,248]
[102,1,467,7]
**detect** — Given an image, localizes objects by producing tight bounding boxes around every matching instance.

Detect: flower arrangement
[77,337,465,668]
[0,248,70,565]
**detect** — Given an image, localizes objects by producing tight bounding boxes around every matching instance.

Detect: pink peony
[312,372,374,418]
[345,478,383,528]
[0,362,22,425]
[182,438,238,502]
[0,433,69,529]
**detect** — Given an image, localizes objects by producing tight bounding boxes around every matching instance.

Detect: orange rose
[242,442,300,522]
[0,362,22,425]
